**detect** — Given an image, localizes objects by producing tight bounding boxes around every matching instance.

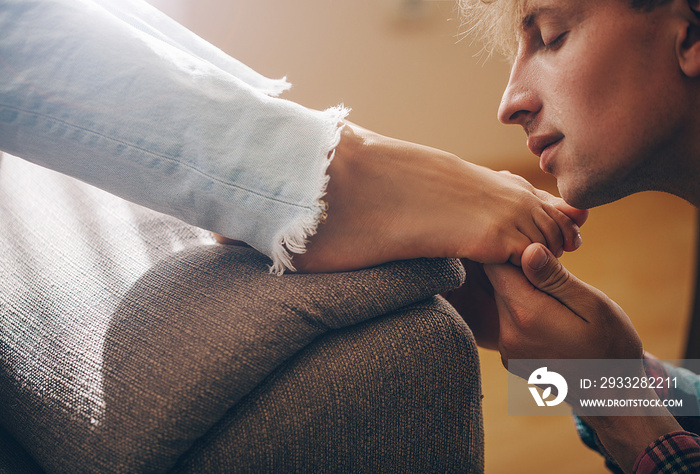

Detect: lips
[527,133,564,157]
[527,133,564,173]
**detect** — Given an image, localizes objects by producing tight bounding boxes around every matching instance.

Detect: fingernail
[574,232,583,249]
[528,246,549,271]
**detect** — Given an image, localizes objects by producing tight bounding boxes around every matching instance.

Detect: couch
[0,152,484,472]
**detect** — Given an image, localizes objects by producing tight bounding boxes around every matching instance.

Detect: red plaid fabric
[634,431,700,474]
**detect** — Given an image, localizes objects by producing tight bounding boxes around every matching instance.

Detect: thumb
[522,243,586,313]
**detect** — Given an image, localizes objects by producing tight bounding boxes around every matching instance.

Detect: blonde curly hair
[458,0,673,59]
[458,0,524,59]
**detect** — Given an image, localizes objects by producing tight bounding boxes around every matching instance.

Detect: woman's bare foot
[290,122,587,273]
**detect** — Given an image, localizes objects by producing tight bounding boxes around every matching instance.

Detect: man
[457,0,700,472]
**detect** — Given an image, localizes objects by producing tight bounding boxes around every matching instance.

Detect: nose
[497,59,541,128]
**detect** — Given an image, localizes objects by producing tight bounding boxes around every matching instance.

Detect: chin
[557,179,625,210]
[558,189,593,209]
[555,159,652,209]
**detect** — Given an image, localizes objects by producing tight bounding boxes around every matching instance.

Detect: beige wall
[149,0,531,169]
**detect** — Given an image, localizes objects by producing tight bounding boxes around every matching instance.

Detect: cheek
[558,56,651,162]
[547,46,618,130]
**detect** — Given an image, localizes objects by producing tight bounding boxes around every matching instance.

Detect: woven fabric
[173,297,484,473]
[0,153,473,472]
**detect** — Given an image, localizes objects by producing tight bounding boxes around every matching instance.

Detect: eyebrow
[521,6,558,30]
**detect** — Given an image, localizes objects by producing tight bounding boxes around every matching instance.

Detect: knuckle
[540,264,571,294]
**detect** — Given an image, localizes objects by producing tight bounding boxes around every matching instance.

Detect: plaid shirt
[633,358,700,473]
[634,431,700,474]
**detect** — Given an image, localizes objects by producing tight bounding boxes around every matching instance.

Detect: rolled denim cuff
[0,0,349,273]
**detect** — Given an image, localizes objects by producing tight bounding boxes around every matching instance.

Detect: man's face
[498,0,689,208]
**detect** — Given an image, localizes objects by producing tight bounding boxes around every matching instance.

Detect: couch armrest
[0,153,478,472]
[174,296,483,473]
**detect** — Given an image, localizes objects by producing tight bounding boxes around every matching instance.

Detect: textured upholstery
[0,153,484,472]
[172,297,483,473]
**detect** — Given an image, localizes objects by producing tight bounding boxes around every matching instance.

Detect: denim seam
[0,103,315,211]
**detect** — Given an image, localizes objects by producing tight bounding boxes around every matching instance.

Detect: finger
[521,243,592,319]
[486,260,591,329]
[485,263,562,354]
[486,262,589,360]
[485,263,541,313]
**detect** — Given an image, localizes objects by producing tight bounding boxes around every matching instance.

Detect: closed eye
[543,31,568,51]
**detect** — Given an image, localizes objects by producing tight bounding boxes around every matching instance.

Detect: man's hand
[443,203,587,349]
[484,243,643,363]
[485,243,682,473]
